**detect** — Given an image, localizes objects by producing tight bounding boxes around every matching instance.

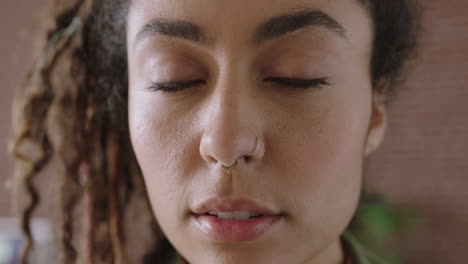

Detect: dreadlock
[9,0,420,263]
[10,0,171,263]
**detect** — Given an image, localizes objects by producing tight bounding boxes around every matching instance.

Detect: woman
[10,0,420,263]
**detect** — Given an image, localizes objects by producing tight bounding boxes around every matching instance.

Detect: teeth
[217,212,234,220]
[211,211,262,220]
[250,212,261,217]
[234,211,251,220]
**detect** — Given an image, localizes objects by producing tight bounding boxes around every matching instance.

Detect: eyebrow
[135,19,208,46]
[253,9,348,44]
[134,9,348,48]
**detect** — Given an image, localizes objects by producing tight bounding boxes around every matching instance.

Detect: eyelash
[148,77,330,93]
[265,77,330,89]
[148,80,206,93]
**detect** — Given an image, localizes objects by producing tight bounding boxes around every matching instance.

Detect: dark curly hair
[9,0,420,263]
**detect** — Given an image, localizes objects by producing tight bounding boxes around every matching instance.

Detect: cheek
[128,91,190,220]
[270,93,371,225]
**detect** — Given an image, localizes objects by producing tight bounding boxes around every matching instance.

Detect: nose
[199,78,264,169]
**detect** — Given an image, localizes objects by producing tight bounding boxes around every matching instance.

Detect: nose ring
[220,137,259,175]
[221,161,238,175]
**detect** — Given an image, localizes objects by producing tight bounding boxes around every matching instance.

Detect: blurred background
[0,0,467,263]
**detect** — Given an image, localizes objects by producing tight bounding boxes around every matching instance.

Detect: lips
[192,198,281,216]
[191,198,283,242]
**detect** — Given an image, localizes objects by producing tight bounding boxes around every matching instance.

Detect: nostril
[207,155,217,163]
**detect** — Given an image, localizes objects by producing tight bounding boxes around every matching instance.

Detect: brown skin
[126,0,386,263]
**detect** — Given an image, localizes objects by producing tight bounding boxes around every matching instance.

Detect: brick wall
[365,1,468,263]
[1,1,467,263]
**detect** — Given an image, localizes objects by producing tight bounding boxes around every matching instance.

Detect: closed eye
[264,77,330,89]
[147,77,329,93]
[147,80,206,93]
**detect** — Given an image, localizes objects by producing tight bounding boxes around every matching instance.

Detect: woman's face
[127,0,386,263]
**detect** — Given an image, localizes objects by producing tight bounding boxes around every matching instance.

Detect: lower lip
[192,214,282,242]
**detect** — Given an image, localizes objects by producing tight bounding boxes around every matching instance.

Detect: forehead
[127,0,372,55]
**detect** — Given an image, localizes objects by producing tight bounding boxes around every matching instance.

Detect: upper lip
[192,197,281,216]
